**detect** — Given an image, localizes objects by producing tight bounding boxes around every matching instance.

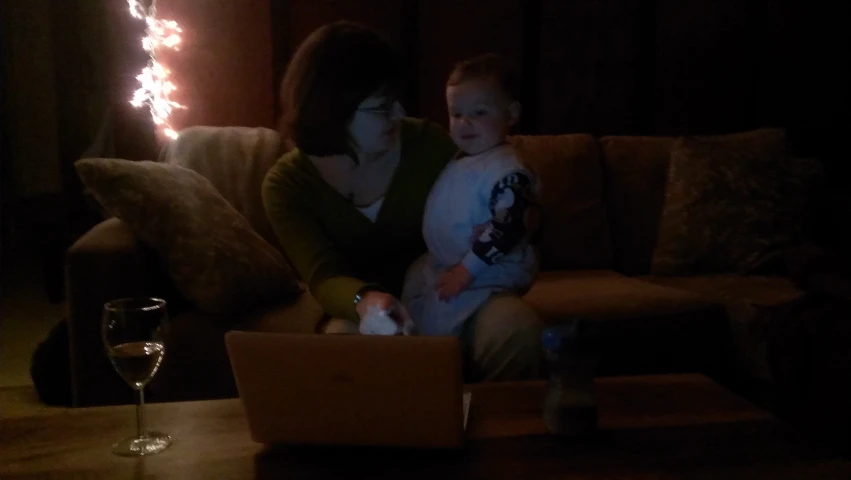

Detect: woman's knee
[321,318,360,334]
[464,293,544,381]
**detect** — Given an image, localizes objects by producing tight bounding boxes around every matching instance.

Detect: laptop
[224,331,472,449]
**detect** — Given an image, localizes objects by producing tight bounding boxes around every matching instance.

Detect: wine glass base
[112,431,172,456]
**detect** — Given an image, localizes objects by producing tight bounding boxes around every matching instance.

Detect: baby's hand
[435,264,473,301]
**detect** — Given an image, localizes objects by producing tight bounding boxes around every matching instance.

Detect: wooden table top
[2,374,849,479]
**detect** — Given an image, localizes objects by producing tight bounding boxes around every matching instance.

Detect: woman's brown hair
[278,21,403,157]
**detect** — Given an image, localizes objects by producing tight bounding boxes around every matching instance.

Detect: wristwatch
[353,288,368,307]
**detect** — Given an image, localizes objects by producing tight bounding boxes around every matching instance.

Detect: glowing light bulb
[127,0,185,140]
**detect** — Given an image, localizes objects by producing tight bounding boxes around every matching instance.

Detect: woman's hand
[355,290,411,326]
[436,264,473,301]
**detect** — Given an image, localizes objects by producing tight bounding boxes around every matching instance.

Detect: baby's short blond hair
[446,53,521,102]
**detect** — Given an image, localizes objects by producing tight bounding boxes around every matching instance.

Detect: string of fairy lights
[127,0,184,139]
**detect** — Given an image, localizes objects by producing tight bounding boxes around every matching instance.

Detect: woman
[262,20,542,381]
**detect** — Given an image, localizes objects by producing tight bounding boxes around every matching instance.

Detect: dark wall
[270,0,850,177]
[158,0,275,135]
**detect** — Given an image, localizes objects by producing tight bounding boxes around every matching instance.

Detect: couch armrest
[65,217,166,406]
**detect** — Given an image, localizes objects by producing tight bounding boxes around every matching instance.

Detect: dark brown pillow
[652,128,821,275]
[75,158,302,315]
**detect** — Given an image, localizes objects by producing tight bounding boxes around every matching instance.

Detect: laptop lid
[224,331,465,449]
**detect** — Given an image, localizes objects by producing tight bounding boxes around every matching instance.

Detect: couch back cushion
[510,134,613,270]
[159,126,283,250]
[598,135,675,275]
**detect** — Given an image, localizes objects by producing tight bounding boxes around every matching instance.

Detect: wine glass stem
[136,387,146,439]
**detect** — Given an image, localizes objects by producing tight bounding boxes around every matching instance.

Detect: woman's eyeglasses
[357,100,399,118]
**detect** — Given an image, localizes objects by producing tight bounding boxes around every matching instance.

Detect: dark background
[272,0,850,176]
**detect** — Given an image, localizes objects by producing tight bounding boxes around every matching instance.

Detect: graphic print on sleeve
[470,170,535,266]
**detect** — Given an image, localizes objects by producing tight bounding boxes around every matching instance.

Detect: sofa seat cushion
[523,271,728,377]
[149,308,237,402]
[150,292,325,402]
[235,290,325,335]
[640,274,806,381]
[524,270,715,323]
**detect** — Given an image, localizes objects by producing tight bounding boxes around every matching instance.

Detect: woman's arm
[262,163,371,322]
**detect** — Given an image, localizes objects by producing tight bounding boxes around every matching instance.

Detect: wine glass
[102,297,172,456]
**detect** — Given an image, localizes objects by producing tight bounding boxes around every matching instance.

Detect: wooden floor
[0,385,66,418]
[1,214,66,427]
[0,236,63,388]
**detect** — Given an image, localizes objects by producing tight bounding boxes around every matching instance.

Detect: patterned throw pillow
[75,158,302,315]
[651,128,821,275]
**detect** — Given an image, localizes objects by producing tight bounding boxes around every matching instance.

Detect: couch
[64,125,823,408]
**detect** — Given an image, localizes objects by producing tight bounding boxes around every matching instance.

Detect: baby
[402,53,540,336]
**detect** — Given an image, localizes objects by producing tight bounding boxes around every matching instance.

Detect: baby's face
[446,78,519,156]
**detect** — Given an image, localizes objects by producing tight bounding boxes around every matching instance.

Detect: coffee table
[2,374,849,478]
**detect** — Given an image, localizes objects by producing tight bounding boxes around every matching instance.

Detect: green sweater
[262,118,457,322]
